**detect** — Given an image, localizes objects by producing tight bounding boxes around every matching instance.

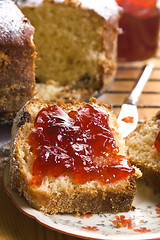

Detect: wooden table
[1,51,160,239]
[98,53,160,121]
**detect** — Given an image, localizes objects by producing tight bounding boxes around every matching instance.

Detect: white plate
[3,162,160,240]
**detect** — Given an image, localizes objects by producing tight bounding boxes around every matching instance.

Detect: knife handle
[124,62,154,105]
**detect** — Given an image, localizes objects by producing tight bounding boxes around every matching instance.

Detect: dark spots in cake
[67,56,74,65]
[23,18,30,24]
[35,77,41,83]
[17,112,30,128]
[156,113,160,125]
[78,73,102,90]
[156,113,160,120]
[79,73,91,85]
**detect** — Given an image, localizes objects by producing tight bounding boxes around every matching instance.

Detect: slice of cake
[10,98,139,214]
[19,0,122,100]
[126,112,160,192]
[0,0,35,121]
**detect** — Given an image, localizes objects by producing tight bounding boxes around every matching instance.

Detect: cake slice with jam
[10,98,140,214]
[126,112,160,192]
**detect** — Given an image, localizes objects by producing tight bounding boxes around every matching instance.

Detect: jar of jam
[116,0,160,62]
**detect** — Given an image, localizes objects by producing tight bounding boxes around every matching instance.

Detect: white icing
[0,0,33,45]
[0,1,23,32]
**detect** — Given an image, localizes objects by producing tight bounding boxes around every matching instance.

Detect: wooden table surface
[1,50,160,239]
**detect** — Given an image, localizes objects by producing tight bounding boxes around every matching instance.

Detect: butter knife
[117,62,154,138]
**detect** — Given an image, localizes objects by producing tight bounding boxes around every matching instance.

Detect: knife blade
[117,62,154,138]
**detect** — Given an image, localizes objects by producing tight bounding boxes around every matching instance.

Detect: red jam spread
[154,131,160,153]
[116,0,160,61]
[28,104,135,186]
[122,116,134,123]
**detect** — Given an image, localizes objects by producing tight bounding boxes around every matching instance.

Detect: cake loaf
[0,0,36,121]
[126,112,160,192]
[10,98,140,214]
[0,0,121,121]
[20,0,122,101]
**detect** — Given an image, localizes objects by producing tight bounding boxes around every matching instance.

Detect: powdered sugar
[0,0,34,45]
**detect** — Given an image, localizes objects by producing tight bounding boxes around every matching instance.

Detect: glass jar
[116,0,160,62]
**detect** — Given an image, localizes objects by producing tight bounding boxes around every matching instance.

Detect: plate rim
[2,161,160,240]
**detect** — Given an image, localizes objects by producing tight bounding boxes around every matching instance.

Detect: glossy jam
[122,116,134,123]
[28,104,135,186]
[154,131,160,152]
[116,0,160,62]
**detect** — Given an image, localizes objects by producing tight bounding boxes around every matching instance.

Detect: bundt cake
[10,98,140,214]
